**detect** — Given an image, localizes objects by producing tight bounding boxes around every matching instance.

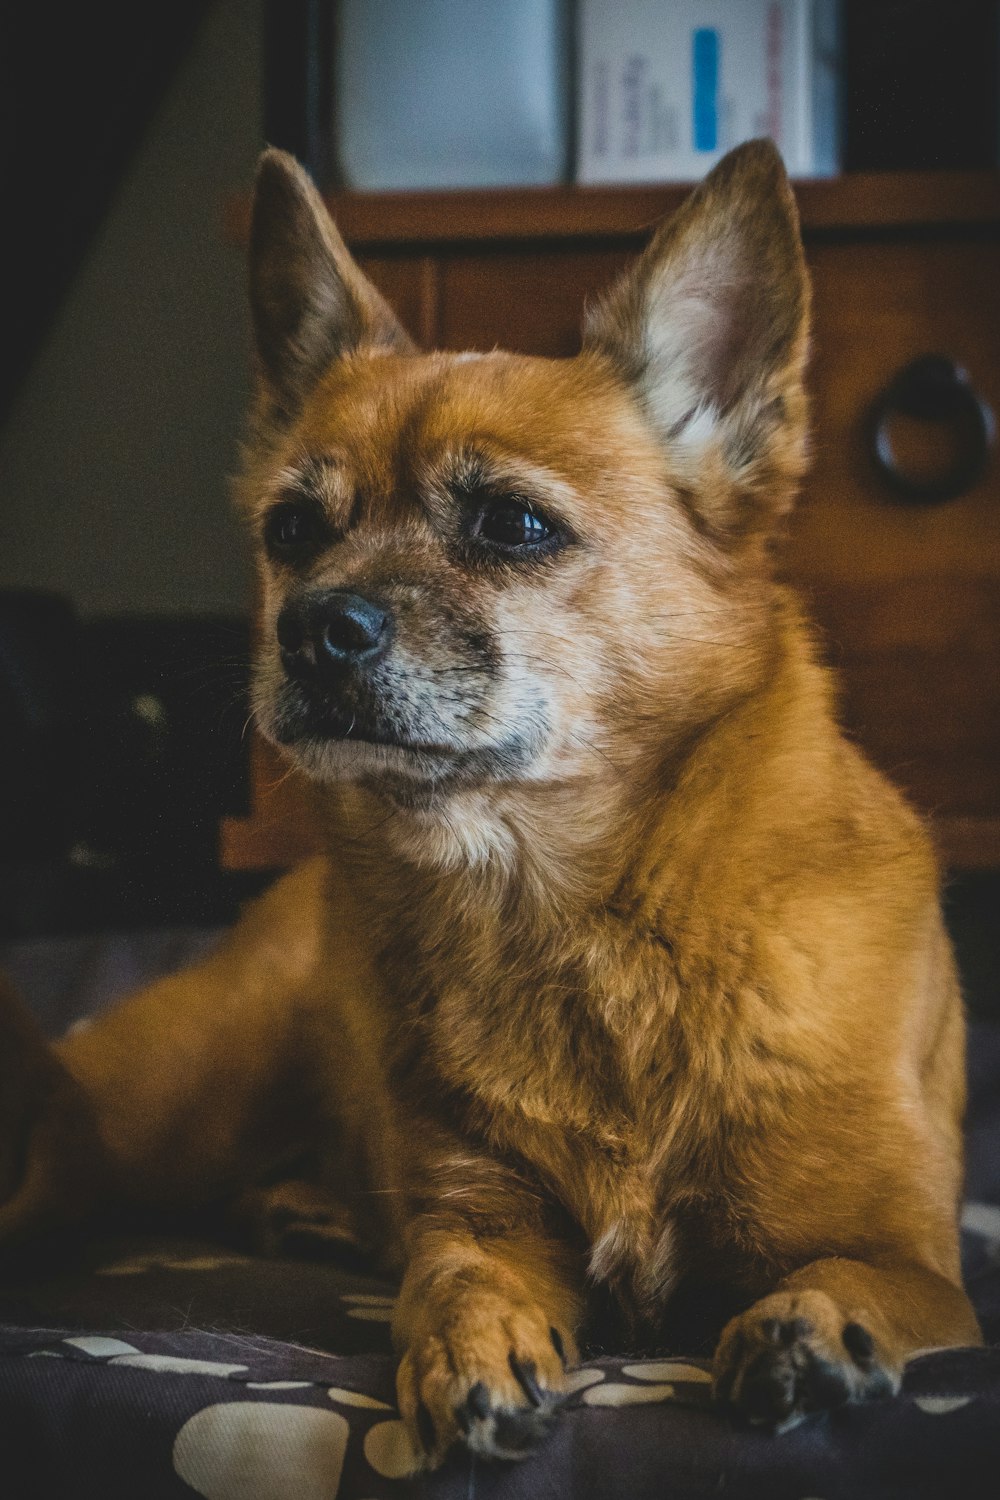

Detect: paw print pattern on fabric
[581,1381,678,1406]
[111,1353,250,1377]
[621,1360,712,1383]
[61,1336,141,1355]
[579,1357,713,1409]
[325,1386,393,1409]
[94,1252,254,1276]
[342,1292,395,1323]
[363,1417,424,1479]
[173,1403,349,1500]
[912,1396,973,1414]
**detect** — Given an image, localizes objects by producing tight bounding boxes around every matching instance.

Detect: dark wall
[0,1,213,417]
[0,0,260,618]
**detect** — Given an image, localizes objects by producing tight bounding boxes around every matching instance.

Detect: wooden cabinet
[222,172,1000,871]
[791,235,1000,858]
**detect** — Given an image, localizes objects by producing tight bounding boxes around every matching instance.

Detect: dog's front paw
[713,1289,900,1430]
[395,1293,572,1468]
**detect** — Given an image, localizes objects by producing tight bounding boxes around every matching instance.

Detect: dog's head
[241,143,809,825]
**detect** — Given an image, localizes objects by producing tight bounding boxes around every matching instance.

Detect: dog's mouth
[271,681,458,757]
[279,712,455,759]
[258,659,549,797]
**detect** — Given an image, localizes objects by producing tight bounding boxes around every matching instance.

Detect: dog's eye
[264,500,328,560]
[476,499,554,549]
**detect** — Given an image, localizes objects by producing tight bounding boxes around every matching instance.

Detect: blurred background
[0,1,997,1014]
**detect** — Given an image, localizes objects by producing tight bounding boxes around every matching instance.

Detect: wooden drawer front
[788,238,1000,846]
[438,247,632,356]
[357,255,437,345]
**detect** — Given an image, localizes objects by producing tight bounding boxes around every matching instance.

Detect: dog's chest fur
[375,869,776,1313]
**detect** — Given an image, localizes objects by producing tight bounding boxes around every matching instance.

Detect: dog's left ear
[583,140,810,536]
[249,149,415,422]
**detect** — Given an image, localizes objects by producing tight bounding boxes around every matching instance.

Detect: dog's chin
[278,732,461,786]
[260,705,544,806]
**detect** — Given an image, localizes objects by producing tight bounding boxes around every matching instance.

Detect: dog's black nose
[278,591,390,678]
[317,593,388,660]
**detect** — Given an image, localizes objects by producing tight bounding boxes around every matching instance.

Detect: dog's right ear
[249,149,414,420]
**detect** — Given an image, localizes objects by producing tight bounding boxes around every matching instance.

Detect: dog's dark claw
[465,1381,491,1421]
[509,1353,544,1406]
[550,1327,566,1366]
[492,1406,552,1454]
[741,1340,852,1425]
[842,1321,876,1366]
[741,1349,798,1423]
[453,1363,563,1460]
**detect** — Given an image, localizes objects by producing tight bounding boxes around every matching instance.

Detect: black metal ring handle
[869,353,994,503]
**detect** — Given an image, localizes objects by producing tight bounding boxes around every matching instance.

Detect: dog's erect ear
[249,149,414,418]
[584,140,810,534]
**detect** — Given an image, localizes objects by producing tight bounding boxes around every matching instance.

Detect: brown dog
[0,140,980,1469]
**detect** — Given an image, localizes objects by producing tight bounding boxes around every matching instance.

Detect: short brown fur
[0,141,980,1467]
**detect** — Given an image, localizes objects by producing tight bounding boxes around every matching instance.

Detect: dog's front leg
[391,1152,584,1469]
[713,1254,982,1429]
